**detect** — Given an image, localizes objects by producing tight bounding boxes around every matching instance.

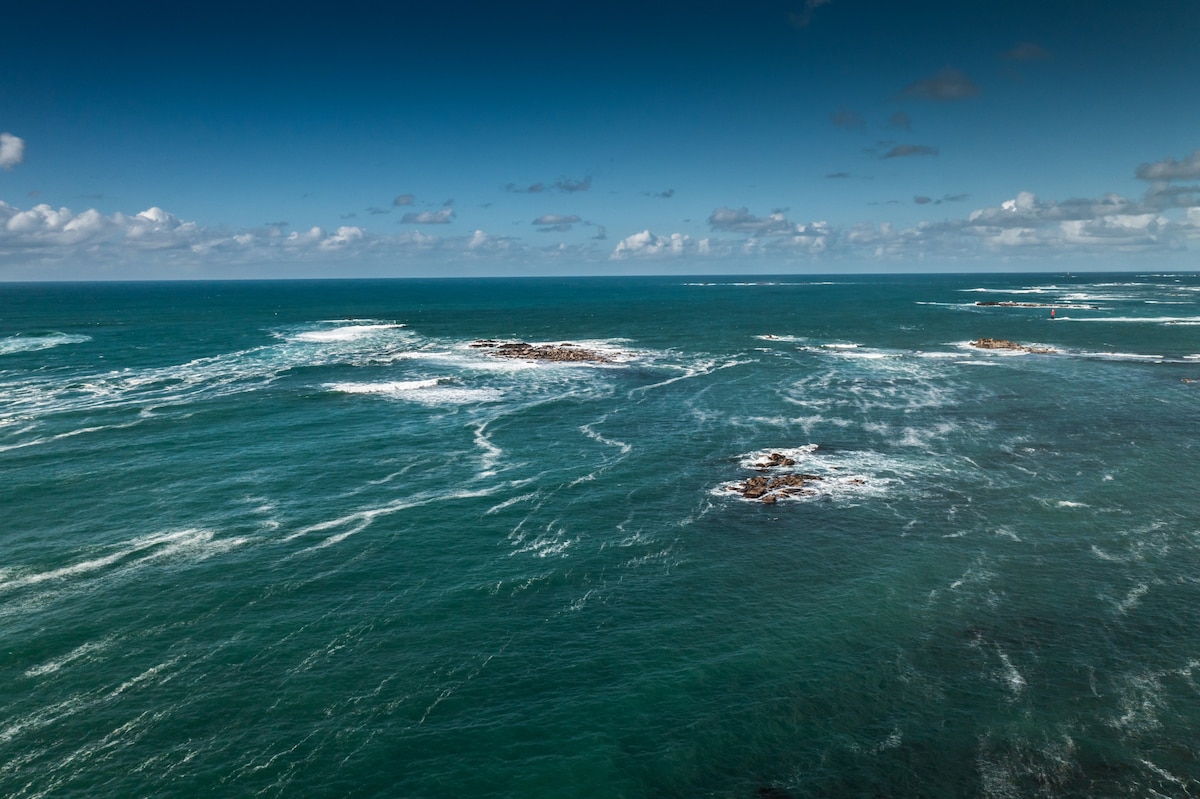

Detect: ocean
[2,273,1199,797]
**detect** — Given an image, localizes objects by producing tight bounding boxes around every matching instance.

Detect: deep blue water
[3,273,1200,797]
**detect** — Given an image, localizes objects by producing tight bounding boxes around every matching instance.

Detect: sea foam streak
[0,333,91,356]
[289,323,406,342]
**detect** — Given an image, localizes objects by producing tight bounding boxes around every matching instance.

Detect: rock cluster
[469,340,611,363]
[971,338,1057,354]
[727,452,824,503]
[975,301,1098,309]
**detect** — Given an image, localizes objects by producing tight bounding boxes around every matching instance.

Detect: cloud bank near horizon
[4,147,1198,275]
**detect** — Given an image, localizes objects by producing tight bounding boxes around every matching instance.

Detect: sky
[2,0,1199,279]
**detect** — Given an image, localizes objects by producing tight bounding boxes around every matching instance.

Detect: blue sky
[2,0,1199,278]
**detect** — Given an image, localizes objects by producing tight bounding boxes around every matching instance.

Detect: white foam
[1084,351,1166,361]
[328,379,441,393]
[0,333,91,356]
[996,647,1027,694]
[1059,315,1200,324]
[754,334,808,343]
[290,323,405,343]
[24,638,114,678]
[579,420,632,455]
[326,380,503,404]
[1116,583,1150,614]
[0,529,247,595]
[961,287,1051,294]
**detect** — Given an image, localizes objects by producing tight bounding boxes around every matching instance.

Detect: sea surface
[2,273,1200,797]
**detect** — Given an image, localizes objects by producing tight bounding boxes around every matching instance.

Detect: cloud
[788,0,832,29]
[507,175,593,194]
[900,68,980,101]
[0,199,546,272]
[825,172,852,179]
[915,193,968,206]
[1003,42,1051,61]
[887,112,912,130]
[645,189,675,198]
[1136,150,1200,182]
[611,230,695,258]
[830,109,866,130]
[707,207,795,235]
[400,208,455,224]
[367,207,390,215]
[593,225,607,240]
[1143,182,1200,210]
[0,133,25,169]
[533,213,582,232]
[554,175,592,193]
[392,194,415,206]
[881,144,938,159]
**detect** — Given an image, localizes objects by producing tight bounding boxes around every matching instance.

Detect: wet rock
[728,454,832,503]
[470,339,611,362]
[971,337,1057,354]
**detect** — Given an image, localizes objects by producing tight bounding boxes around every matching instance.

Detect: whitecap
[1059,315,1200,324]
[289,323,406,343]
[0,333,91,356]
[326,380,503,404]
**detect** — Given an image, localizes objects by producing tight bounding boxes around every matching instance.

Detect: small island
[971,338,1057,354]
[469,340,612,363]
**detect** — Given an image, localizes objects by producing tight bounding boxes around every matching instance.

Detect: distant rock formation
[971,338,1057,354]
[975,301,1098,309]
[470,340,611,363]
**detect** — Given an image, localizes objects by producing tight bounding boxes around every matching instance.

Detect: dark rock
[470,339,612,363]
[971,337,1057,354]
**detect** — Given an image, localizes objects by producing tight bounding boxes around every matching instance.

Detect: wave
[325,378,504,405]
[287,322,406,343]
[1055,315,1200,324]
[0,333,91,356]
[0,529,248,596]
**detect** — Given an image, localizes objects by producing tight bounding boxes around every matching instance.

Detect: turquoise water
[2,274,1200,797]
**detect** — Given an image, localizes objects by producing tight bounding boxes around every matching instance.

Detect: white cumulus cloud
[0,133,24,169]
[611,230,694,258]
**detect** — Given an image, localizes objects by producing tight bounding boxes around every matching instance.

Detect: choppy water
[3,273,1200,797]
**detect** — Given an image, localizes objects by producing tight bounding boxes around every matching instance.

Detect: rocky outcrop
[971,338,1057,354]
[727,452,827,502]
[975,301,1098,309]
[470,340,611,363]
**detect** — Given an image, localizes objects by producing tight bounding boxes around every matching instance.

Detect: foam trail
[290,323,405,342]
[472,421,504,476]
[0,333,92,356]
[629,358,743,396]
[283,487,501,549]
[0,529,245,594]
[0,420,144,454]
[579,418,632,455]
[24,638,115,678]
